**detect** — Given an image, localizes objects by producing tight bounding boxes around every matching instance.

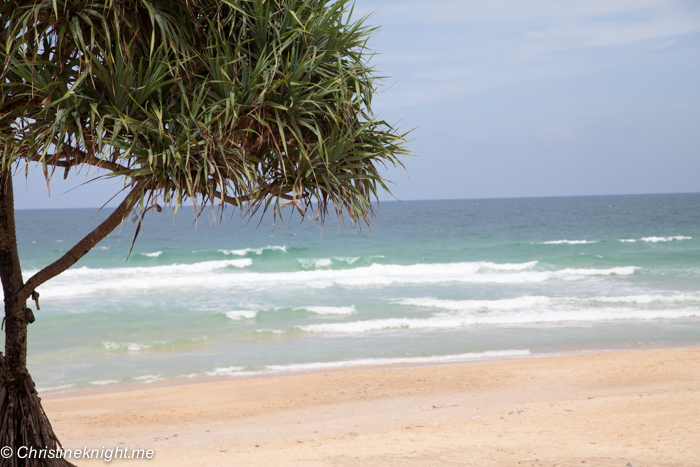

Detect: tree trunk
[0,172,74,467]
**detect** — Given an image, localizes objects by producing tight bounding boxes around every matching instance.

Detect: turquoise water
[6,193,700,392]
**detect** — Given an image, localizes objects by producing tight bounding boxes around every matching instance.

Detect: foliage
[1,0,406,223]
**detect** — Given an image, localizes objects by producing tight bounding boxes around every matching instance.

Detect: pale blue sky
[15,0,700,209]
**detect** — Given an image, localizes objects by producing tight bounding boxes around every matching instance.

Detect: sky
[14,0,700,209]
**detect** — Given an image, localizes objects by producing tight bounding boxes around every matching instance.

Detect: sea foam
[298,258,333,268]
[24,259,253,298]
[296,307,699,333]
[541,239,597,245]
[224,310,258,320]
[396,296,550,311]
[142,251,163,257]
[220,245,287,256]
[202,349,532,378]
[90,379,120,385]
[294,305,356,315]
[640,236,691,243]
[25,260,642,300]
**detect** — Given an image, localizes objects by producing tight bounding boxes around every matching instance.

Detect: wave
[541,240,597,245]
[220,245,287,256]
[298,256,386,269]
[335,257,360,265]
[396,296,551,311]
[206,366,246,376]
[203,350,532,378]
[396,293,700,312]
[294,305,356,315]
[26,259,251,279]
[224,310,258,320]
[299,258,333,268]
[588,294,700,304]
[103,341,150,352]
[24,259,253,298]
[133,375,163,383]
[26,260,643,299]
[254,329,286,335]
[35,384,74,393]
[554,266,639,277]
[265,350,532,371]
[141,251,163,257]
[297,307,699,333]
[640,236,692,243]
[618,239,636,243]
[102,337,206,353]
[90,379,120,385]
[48,350,535,389]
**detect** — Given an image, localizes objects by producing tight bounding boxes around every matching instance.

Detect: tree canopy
[1,0,406,221]
[0,1,406,464]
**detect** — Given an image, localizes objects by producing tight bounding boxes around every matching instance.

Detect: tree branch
[208,183,307,207]
[27,146,129,174]
[17,184,143,301]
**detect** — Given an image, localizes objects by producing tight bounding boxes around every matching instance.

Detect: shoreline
[40,342,700,400]
[42,347,700,466]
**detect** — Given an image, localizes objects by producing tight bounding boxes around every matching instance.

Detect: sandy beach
[41,348,699,466]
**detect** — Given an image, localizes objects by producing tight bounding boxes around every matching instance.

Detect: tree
[0,0,406,464]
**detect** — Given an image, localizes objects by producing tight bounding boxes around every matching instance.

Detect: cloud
[356,0,700,107]
[364,0,695,28]
[525,12,700,51]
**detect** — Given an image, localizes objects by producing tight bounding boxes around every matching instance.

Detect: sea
[6,193,700,393]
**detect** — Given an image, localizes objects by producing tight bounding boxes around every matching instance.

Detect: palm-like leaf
[1,0,408,224]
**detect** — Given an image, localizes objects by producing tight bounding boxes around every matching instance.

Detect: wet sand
[42,348,700,466]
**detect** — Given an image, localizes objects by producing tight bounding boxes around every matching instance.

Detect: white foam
[24,260,642,300]
[254,329,286,335]
[480,261,539,271]
[133,375,163,383]
[619,239,636,243]
[335,257,360,265]
[641,236,691,243]
[221,245,287,256]
[396,293,700,313]
[103,341,159,352]
[552,266,639,277]
[101,337,207,352]
[202,350,532,379]
[25,259,253,298]
[142,251,163,257]
[265,350,532,372]
[590,294,700,304]
[294,305,356,315]
[90,379,120,385]
[542,240,597,245]
[35,384,74,393]
[224,310,258,320]
[396,296,551,311]
[206,366,246,376]
[299,258,333,268]
[298,307,699,333]
[299,256,386,269]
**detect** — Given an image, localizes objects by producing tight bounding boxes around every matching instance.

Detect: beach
[43,348,700,466]
[17,196,700,395]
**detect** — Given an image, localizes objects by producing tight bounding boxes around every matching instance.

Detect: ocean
[7,193,700,392]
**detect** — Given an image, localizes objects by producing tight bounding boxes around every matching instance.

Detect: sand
[41,348,700,466]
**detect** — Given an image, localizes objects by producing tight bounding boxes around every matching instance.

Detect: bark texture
[0,172,75,467]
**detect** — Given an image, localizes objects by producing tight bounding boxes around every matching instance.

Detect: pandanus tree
[0,0,406,464]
